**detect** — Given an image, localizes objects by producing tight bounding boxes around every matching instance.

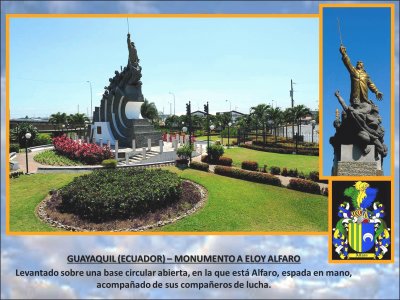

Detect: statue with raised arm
[339,45,383,104]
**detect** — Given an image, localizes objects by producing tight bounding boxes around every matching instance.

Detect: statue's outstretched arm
[367,77,383,100]
[339,45,356,75]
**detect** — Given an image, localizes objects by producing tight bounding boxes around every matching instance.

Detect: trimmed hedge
[58,168,181,222]
[214,166,281,187]
[240,144,318,156]
[241,160,258,171]
[101,159,117,168]
[288,168,298,177]
[288,178,321,195]
[190,161,209,172]
[269,166,281,175]
[217,156,233,166]
[281,167,288,176]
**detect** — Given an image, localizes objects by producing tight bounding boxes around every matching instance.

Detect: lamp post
[228,122,232,148]
[24,132,32,174]
[169,92,175,115]
[310,120,316,144]
[86,81,93,121]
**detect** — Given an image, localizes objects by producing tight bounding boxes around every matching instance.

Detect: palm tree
[140,99,159,124]
[282,108,293,139]
[291,105,311,139]
[250,104,270,144]
[49,112,68,135]
[267,107,282,143]
[68,113,89,137]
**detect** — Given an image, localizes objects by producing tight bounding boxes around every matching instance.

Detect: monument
[90,33,161,148]
[330,45,388,176]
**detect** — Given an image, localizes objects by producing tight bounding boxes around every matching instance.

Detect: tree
[267,107,283,143]
[140,99,159,124]
[250,104,270,144]
[49,112,68,134]
[291,105,311,138]
[67,113,89,137]
[10,123,38,147]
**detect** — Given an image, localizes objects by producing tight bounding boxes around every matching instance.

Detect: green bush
[281,167,288,176]
[214,166,281,187]
[10,143,20,153]
[101,159,117,168]
[207,144,224,162]
[217,156,233,166]
[241,160,258,171]
[220,127,238,138]
[177,144,193,160]
[288,168,298,177]
[190,161,209,172]
[59,168,182,222]
[269,166,281,175]
[34,150,82,166]
[33,133,52,146]
[288,178,321,195]
[240,144,318,156]
[308,171,320,182]
[262,164,268,173]
[9,170,24,179]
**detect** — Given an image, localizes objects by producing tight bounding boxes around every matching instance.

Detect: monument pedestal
[333,144,382,176]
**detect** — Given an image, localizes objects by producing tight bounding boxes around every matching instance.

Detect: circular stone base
[36,180,207,232]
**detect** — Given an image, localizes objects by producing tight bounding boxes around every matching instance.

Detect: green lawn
[9,169,327,233]
[158,167,327,232]
[224,147,318,175]
[34,150,83,166]
[9,173,82,232]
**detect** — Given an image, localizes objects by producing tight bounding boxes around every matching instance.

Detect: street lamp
[169,92,175,115]
[310,120,316,144]
[24,132,32,174]
[86,81,93,121]
[228,122,232,148]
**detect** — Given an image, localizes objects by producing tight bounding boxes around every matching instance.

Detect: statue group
[91,33,161,148]
[330,45,388,176]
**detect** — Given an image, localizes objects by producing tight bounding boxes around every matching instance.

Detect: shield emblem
[348,223,375,252]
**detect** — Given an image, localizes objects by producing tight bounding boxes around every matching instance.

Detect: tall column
[142,147,147,159]
[99,138,103,147]
[148,138,152,151]
[125,152,129,165]
[159,140,163,154]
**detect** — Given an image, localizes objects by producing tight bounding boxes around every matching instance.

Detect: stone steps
[118,150,159,165]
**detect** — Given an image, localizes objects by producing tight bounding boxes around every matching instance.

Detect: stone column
[132,139,136,152]
[86,137,90,144]
[159,140,163,154]
[148,138,152,151]
[115,140,119,160]
[99,138,103,147]
[166,133,170,142]
[107,140,111,148]
[174,140,178,151]
[175,133,179,142]
[125,152,130,165]
[92,137,96,144]
[199,144,203,154]
[142,147,147,159]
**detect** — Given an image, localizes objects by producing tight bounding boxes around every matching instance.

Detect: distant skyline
[9,16,318,118]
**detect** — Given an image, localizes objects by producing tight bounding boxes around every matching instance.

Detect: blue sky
[322,7,392,176]
[9,17,318,118]
[1,1,399,300]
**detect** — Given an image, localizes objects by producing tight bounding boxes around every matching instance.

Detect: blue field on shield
[361,223,375,252]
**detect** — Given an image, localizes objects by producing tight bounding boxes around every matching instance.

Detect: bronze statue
[127,33,139,65]
[339,45,383,105]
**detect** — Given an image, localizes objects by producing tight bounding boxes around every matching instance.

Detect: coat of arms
[332,181,391,260]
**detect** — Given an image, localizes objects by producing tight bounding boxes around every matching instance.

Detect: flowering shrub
[214,166,281,187]
[241,161,259,171]
[190,161,209,172]
[217,156,233,166]
[288,178,321,195]
[52,135,112,165]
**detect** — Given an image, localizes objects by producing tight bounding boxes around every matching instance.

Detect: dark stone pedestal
[333,144,382,176]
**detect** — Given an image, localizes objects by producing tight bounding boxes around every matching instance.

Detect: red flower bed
[53,135,112,165]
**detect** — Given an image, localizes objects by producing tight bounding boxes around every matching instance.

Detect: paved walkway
[12,149,48,174]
